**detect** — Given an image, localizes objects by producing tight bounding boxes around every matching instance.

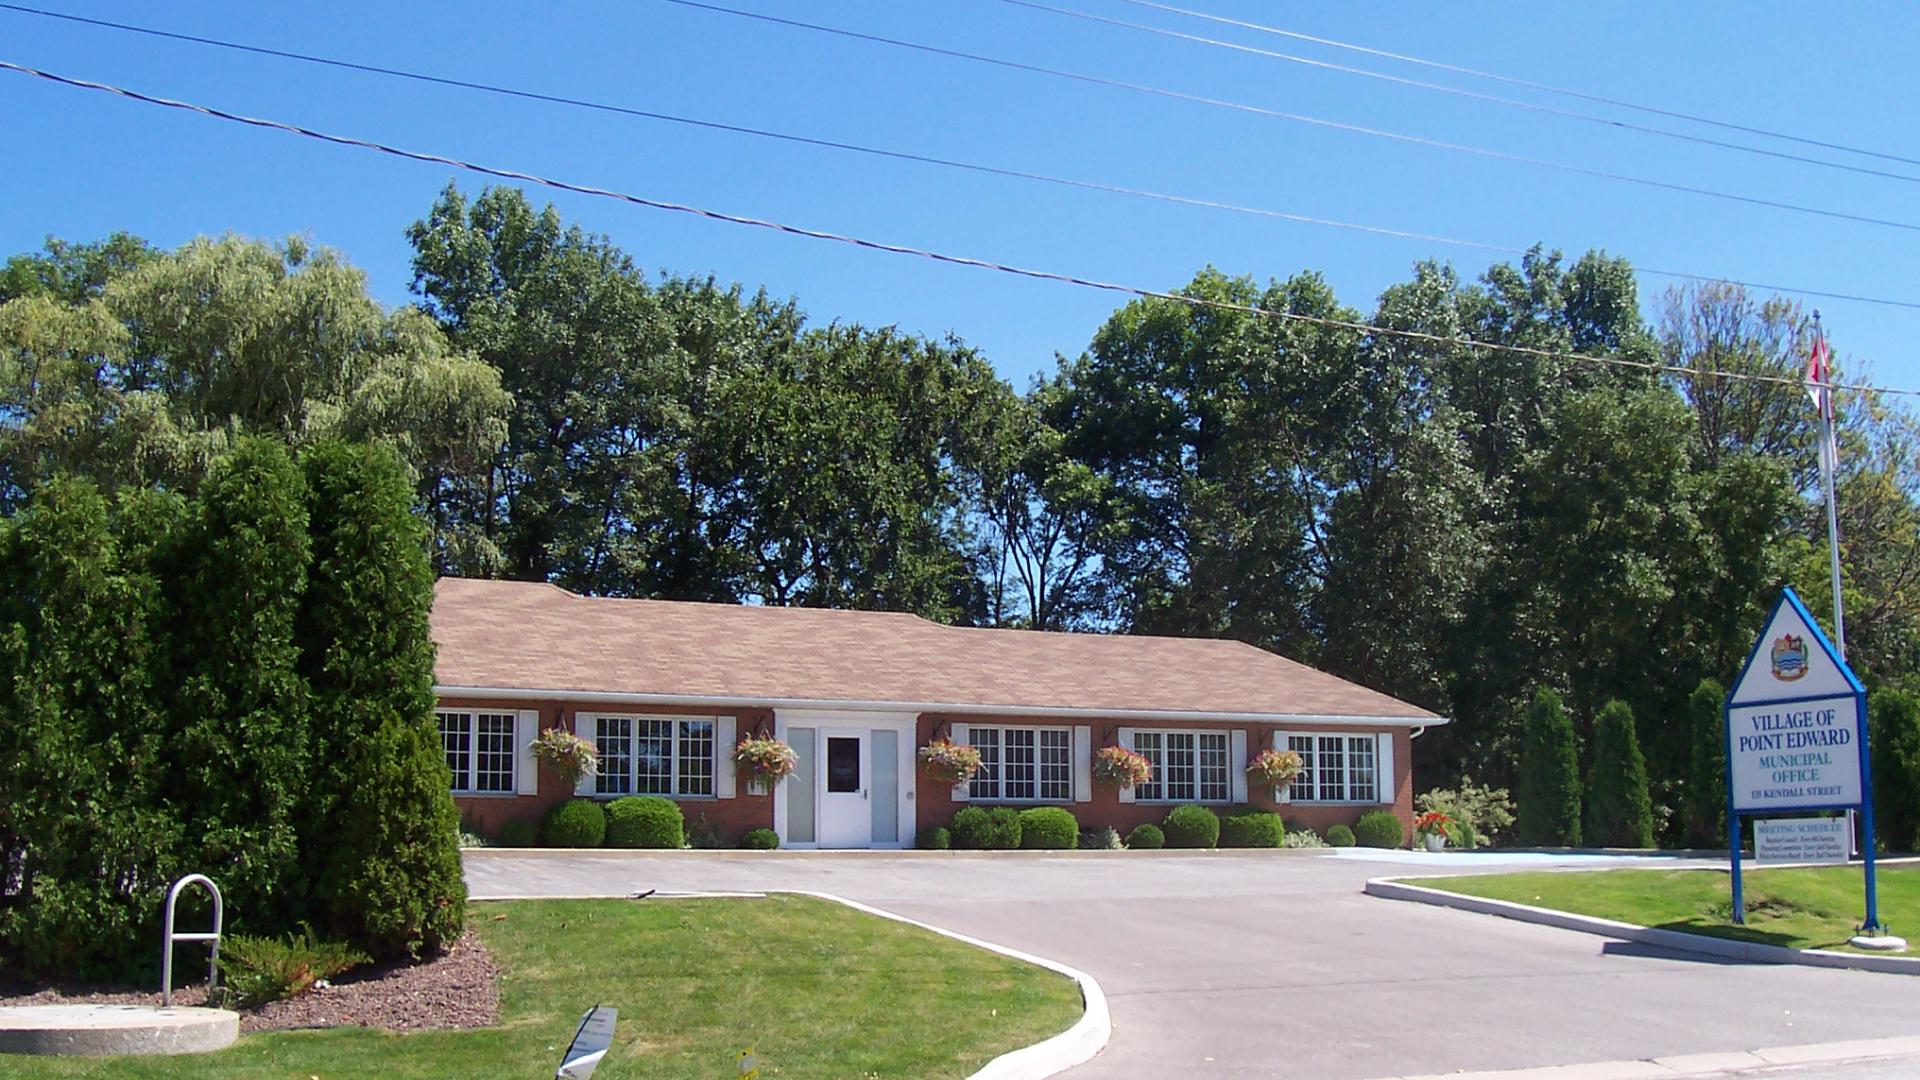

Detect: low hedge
[605,796,684,849]
[1126,823,1165,849]
[1018,807,1079,850]
[1220,809,1285,848]
[498,819,538,849]
[952,806,1023,850]
[1324,823,1356,847]
[542,799,607,848]
[916,825,952,850]
[1163,804,1221,849]
[1354,810,1406,848]
[740,827,780,850]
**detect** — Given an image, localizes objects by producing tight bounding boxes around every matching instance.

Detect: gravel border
[0,930,500,1034]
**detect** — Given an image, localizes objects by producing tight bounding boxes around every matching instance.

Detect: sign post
[1723,587,1897,946]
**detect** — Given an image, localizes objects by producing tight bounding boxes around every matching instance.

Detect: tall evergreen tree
[298,441,467,958]
[1516,688,1582,846]
[1586,699,1655,848]
[1869,689,1920,854]
[1684,678,1728,847]
[163,438,312,930]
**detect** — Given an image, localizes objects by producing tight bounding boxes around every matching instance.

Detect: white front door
[816,729,871,848]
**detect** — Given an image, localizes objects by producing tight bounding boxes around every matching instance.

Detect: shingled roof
[431,577,1442,725]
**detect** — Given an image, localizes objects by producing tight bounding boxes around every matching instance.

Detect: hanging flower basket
[732,735,798,785]
[531,727,599,789]
[1246,747,1304,790]
[1092,745,1153,789]
[917,740,983,787]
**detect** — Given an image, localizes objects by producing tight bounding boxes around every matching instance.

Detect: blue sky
[4,1,1917,391]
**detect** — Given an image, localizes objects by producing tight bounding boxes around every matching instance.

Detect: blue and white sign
[1724,587,1881,932]
[1725,589,1866,813]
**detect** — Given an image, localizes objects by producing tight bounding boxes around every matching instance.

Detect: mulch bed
[0,931,499,1034]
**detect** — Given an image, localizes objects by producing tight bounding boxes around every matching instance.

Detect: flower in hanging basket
[917,740,983,787]
[531,727,599,789]
[732,735,799,783]
[1246,747,1304,790]
[1413,811,1453,840]
[1091,745,1153,789]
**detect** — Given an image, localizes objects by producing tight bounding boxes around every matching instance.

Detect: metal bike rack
[161,874,223,1007]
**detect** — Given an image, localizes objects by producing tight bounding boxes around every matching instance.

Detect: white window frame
[1130,728,1232,804]
[588,713,718,800]
[438,709,518,796]
[965,725,1075,803]
[1284,732,1381,805]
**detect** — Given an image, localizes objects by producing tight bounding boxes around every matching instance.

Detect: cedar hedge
[1220,809,1285,848]
[605,796,684,849]
[1324,824,1356,847]
[544,800,608,848]
[1018,807,1079,849]
[1163,804,1221,849]
[1354,810,1404,848]
[1126,823,1165,849]
[740,827,780,850]
[951,806,1023,849]
[916,825,952,850]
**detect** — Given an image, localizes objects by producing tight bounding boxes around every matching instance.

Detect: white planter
[1423,833,1446,852]
[747,776,771,797]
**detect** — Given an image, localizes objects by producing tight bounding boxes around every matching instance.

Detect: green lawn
[1417,864,1920,952]
[7,896,1083,1079]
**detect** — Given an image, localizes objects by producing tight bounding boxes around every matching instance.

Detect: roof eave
[431,684,1447,727]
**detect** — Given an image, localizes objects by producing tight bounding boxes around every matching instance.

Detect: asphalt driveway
[464,849,1920,1079]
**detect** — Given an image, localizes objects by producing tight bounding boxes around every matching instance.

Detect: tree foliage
[1516,688,1582,847]
[1585,699,1655,848]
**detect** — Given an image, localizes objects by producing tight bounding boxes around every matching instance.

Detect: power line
[1000,0,1920,186]
[657,1,1920,235]
[2,2,1909,311]
[1116,0,1920,171]
[0,57,1902,402]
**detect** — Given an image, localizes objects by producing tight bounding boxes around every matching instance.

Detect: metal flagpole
[1815,311,1845,658]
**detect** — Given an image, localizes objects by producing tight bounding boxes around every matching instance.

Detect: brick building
[431,577,1442,847]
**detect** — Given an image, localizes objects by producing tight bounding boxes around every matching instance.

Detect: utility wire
[657,1,1920,235]
[1,2,1908,310]
[0,57,1902,401]
[1000,0,1920,186]
[1116,0,1920,170]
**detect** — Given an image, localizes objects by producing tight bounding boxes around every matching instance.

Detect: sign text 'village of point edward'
[1724,588,1865,813]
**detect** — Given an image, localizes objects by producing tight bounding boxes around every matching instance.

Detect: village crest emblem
[1770,633,1808,681]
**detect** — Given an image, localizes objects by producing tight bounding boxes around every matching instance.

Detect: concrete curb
[463,845,1316,858]
[467,890,1110,1079]
[788,891,1110,1080]
[1377,1033,1920,1079]
[1365,876,1920,975]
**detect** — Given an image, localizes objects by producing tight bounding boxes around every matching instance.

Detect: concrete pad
[1646,1050,1769,1074]
[0,1004,238,1056]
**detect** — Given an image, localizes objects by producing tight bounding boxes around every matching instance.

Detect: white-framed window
[966,726,1073,802]
[438,710,517,794]
[1132,729,1230,803]
[1286,733,1379,803]
[592,714,716,798]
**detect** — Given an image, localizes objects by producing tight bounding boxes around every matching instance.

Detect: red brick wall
[442,696,775,845]
[915,714,1415,841]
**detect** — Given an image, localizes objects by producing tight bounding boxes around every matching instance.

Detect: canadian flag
[1806,332,1837,484]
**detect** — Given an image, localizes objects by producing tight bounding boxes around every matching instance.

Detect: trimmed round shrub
[542,799,607,848]
[985,807,1023,850]
[498,819,538,849]
[1220,810,1285,849]
[1324,824,1356,847]
[951,807,993,849]
[1354,810,1406,849]
[916,825,952,850]
[1126,823,1165,850]
[604,796,684,849]
[739,827,779,850]
[1163,804,1221,849]
[1018,807,1079,849]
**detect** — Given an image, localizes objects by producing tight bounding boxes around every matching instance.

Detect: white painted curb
[788,892,1109,1080]
[1366,876,1920,975]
